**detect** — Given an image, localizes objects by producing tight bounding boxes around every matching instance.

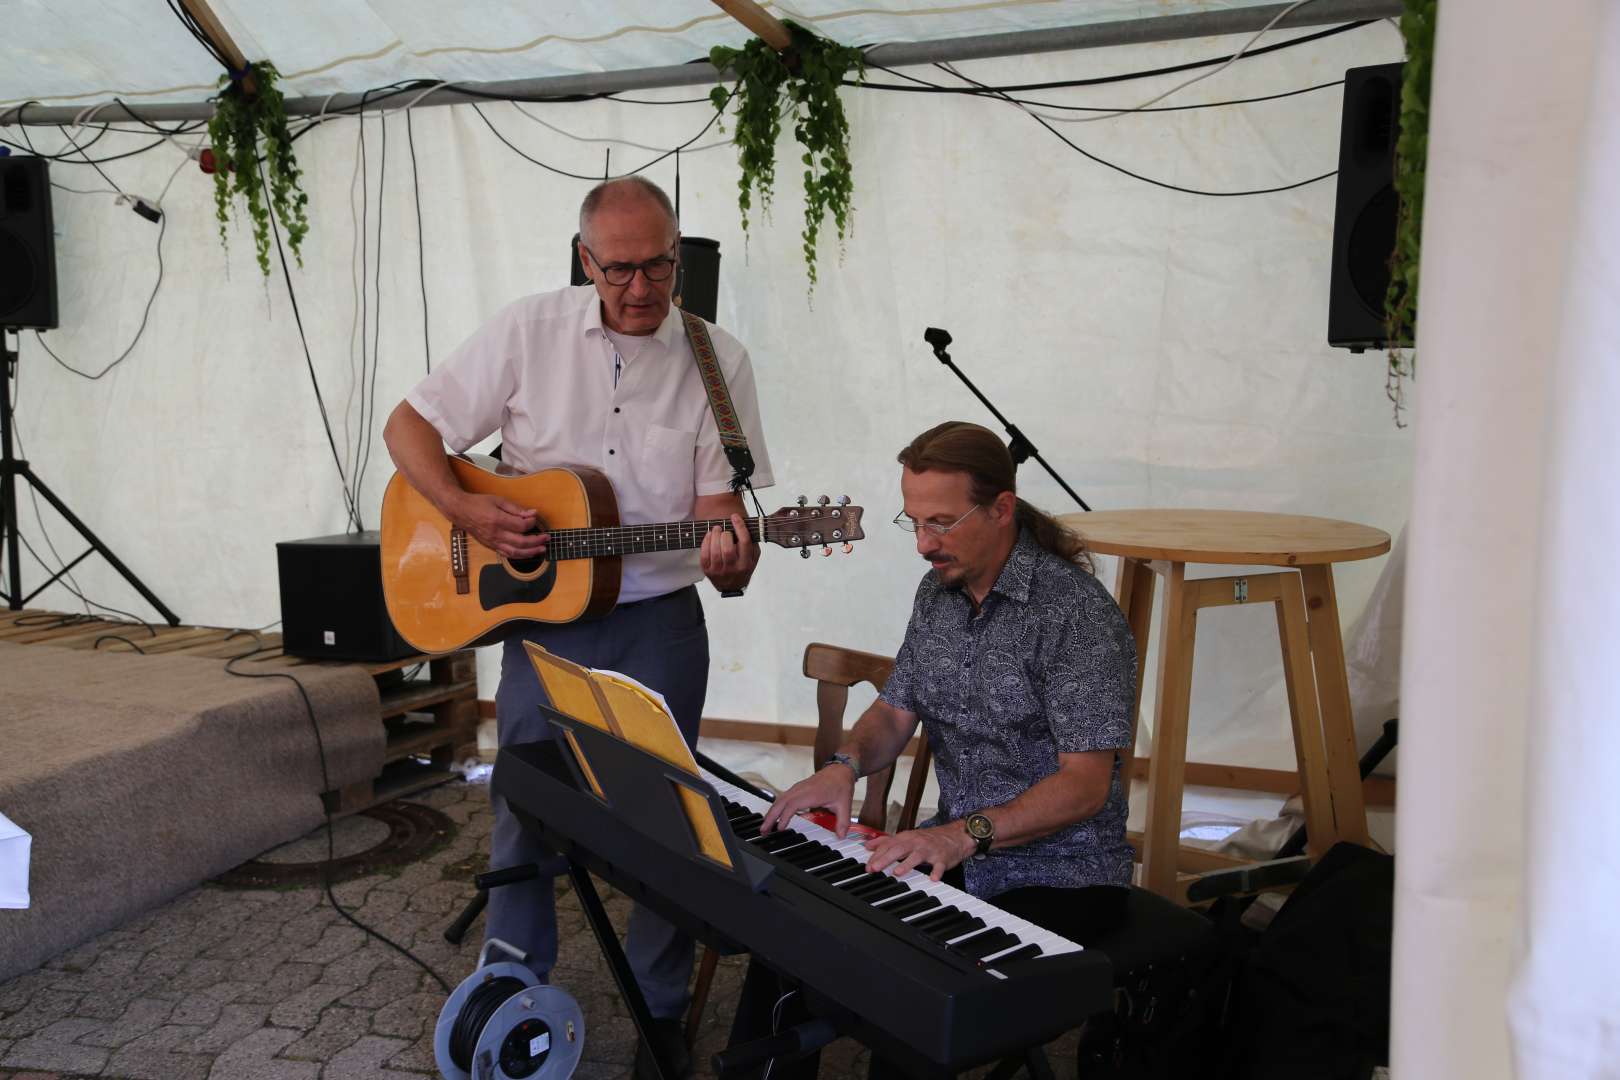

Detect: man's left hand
[700,512,759,592]
[861,824,976,882]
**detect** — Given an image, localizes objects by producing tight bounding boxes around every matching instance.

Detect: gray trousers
[487,585,708,1020]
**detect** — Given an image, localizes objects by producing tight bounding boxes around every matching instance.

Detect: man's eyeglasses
[892,504,982,536]
[581,244,678,287]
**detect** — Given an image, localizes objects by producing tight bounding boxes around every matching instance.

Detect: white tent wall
[1390,0,1618,1077]
[10,26,1406,774]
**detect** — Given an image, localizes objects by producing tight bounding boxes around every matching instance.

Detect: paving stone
[384,1033,436,1073]
[319,950,388,990]
[320,1034,422,1079]
[0,993,82,1039]
[103,1025,212,1080]
[236,962,321,1006]
[171,959,236,994]
[367,993,439,1041]
[288,925,366,966]
[30,1020,100,1045]
[0,1032,108,1074]
[76,997,176,1048]
[205,1026,318,1080]
[268,984,353,1030]
[0,971,53,1015]
[281,1006,371,1061]
[402,881,464,916]
[336,969,421,1012]
[183,1002,274,1054]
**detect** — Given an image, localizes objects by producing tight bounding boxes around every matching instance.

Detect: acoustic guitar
[380,454,866,653]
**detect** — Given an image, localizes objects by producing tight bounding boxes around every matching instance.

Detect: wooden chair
[685,641,930,1045]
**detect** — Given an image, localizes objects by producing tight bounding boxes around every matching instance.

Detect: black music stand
[0,329,179,622]
[496,704,775,1080]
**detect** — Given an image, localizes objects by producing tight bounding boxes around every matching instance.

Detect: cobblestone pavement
[0,779,1079,1080]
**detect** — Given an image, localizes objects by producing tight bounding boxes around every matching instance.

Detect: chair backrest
[802,641,932,833]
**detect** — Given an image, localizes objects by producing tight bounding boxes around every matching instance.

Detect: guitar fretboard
[545,518,761,560]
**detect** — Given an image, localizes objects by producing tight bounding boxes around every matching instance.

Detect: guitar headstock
[763,495,867,558]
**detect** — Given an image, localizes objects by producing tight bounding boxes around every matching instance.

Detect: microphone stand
[921,327,1091,512]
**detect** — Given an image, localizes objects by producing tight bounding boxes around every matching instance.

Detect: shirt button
[608,449,616,455]
[614,407,621,413]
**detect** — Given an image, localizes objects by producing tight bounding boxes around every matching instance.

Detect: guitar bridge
[450,528,471,595]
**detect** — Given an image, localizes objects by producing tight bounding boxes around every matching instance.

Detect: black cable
[449,976,527,1070]
[405,107,431,374]
[109,98,209,136]
[165,0,230,71]
[937,62,1335,197]
[33,211,167,380]
[848,20,1371,95]
[353,106,389,519]
[353,89,376,524]
[468,95,727,182]
[56,125,126,194]
[224,645,453,995]
[868,61,1344,112]
[93,634,148,653]
[259,158,365,531]
[0,132,170,165]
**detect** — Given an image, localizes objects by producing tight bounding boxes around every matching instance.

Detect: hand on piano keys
[706,769,1083,968]
[758,763,857,837]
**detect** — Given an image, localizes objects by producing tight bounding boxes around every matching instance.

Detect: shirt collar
[580,288,682,349]
[985,528,1040,604]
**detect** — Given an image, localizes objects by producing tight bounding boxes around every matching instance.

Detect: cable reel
[435,939,585,1080]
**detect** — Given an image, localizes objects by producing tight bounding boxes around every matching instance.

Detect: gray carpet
[0,641,382,981]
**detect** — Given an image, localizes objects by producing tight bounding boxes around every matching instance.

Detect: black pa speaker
[570,233,722,323]
[1327,63,1408,352]
[0,156,60,331]
[276,531,417,662]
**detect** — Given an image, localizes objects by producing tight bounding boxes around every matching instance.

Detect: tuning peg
[842,543,853,554]
[821,545,832,557]
[800,547,811,559]
[837,495,850,506]
[818,495,830,506]
[797,495,808,507]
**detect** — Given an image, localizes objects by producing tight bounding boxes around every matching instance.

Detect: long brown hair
[897,421,1092,571]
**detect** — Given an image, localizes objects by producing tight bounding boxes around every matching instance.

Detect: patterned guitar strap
[679,308,756,493]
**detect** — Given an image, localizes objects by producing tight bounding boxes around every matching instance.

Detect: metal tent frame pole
[1,0,1400,127]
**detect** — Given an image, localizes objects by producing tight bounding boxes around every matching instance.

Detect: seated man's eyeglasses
[892,504,982,536]
[581,244,678,286]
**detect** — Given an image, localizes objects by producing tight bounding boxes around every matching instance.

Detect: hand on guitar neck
[451,490,550,561]
[697,508,759,594]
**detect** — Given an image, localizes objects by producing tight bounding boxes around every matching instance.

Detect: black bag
[1220,842,1394,1080]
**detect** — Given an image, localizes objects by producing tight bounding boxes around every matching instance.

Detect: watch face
[966,814,993,840]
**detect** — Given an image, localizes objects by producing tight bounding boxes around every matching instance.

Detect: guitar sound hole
[506,518,550,575]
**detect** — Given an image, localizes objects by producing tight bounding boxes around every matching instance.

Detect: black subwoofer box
[1328,62,1409,352]
[0,155,60,331]
[276,531,417,662]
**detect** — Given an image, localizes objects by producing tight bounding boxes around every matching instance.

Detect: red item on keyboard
[803,809,887,840]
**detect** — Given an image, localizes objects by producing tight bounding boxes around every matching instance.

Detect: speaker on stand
[0,155,179,623]
[1327,62,1410,353]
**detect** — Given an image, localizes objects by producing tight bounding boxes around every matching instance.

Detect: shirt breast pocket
[640,424,698,507]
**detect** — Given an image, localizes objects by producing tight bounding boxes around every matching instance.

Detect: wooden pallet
[1,609,480,816]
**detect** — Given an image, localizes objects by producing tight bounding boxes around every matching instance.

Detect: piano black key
[779,843,839,868]
[730,813,764,833]
[808,858,863,882]
[924,914,984,942]
[835,872,888,893]
[909,906,966,932]
[880,893,939,920]
[854,877,910,904]
[952,929,1016,960]
[986,942,1043,964]
[753,831,807,852]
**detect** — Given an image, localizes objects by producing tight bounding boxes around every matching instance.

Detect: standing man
[763,420,1135,936]
[383,176,772,1078]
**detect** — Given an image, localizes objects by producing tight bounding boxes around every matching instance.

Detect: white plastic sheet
[0,812,31,910]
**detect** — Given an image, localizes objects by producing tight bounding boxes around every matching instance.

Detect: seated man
[762,418,1138,942]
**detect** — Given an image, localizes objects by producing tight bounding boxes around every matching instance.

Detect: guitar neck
[545,517,760,561]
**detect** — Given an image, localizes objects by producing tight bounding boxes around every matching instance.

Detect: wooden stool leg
[1113,556,1157,794]
[1142,562,1195,898]
[1275,573,1337,857]
[1299,565,1371,846]
[685,945,720,1047]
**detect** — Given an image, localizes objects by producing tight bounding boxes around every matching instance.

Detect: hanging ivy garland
[709,22,865,292]
[1385,0,1437,421]
[206,61,310,276]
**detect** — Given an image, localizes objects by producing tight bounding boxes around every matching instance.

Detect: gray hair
[578,177,678,247]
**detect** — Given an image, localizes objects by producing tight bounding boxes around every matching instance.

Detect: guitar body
[380,456,621,653]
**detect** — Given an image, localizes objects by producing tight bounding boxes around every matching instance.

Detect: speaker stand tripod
[0,329,179,624]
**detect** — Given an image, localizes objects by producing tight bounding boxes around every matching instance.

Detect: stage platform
[0,609,477,982]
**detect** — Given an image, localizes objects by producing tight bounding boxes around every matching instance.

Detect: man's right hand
[456,492,549,559]
[761,765,858,839]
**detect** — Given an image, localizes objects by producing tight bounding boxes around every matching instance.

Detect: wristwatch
[964,812,995,858]
[822,751,860,778]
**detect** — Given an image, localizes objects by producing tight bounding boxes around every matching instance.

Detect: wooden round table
[1057,509,1391,900]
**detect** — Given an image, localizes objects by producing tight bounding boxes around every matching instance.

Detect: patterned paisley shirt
[879,528,1137,898]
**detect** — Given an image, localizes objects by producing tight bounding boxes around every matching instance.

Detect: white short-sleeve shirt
[407,285,774,604]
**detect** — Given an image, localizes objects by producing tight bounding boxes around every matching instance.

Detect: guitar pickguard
[479,559,558,610]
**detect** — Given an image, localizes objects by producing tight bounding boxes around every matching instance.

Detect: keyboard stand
[496,705,777,1080]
